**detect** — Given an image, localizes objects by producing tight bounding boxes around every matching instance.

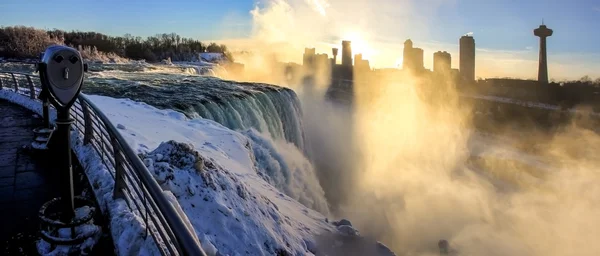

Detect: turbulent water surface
[82,64,307,151]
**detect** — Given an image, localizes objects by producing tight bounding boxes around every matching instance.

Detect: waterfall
[191,88,306,151]
[85,71,307,151]
[84,68,324,212]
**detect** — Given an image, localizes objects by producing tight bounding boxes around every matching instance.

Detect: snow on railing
[0,71,206,256]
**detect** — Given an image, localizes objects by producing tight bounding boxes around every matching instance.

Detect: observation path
[0,99,58,254]
[0,99,113,255]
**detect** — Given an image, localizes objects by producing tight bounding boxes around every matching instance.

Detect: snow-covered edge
[0,89,159,255]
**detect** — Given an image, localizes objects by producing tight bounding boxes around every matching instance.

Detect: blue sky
[0,0,254,39]
[1,0,599,79]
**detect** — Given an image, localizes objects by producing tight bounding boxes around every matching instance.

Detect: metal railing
[0,71,206,256]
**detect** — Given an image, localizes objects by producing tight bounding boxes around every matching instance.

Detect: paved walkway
[0,99,61,253]
[0,99,114,255]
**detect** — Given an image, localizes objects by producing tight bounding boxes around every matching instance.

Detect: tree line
[0,26,233,62]
[464,77,600,109]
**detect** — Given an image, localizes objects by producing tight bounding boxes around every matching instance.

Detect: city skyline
[1,0,599,79]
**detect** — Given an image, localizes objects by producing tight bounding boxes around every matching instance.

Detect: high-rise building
[433,51,451,73]
[414,48,424,70]
[459,35,475,82]
[315,53,329,69]
[354,54,370,71]
[403,39,424,71]
[354,53,363,66]
[534,23,553,83]
[403,39,413,70]
[303,48,316,68]
[341,41,352,67]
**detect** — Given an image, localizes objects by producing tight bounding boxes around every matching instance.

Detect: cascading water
[191,89,306,151]
[82,63,324,212]
[84,69,307,151]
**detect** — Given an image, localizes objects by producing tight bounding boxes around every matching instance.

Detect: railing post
[43,98,50,129]
[112,137,126,199]
[11,73,18,92]
[26,75,35,99]
[82,103,93,145]
[0,76,3,90]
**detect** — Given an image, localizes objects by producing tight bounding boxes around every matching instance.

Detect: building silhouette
[341,41,353,67]
[331,48,338,65]
[403,39,424,71]
[303,48,316,68]
[433,51,451,74]
[459,35,475,82]
[315,53,329,68]
[354,54,370,71]
[534,23,553,83]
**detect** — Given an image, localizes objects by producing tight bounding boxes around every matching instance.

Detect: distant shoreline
[0,58,38,64]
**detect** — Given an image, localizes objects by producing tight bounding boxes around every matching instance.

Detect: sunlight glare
[341,30,376,61]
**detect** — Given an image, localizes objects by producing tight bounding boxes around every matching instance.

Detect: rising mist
[216,1,600,255]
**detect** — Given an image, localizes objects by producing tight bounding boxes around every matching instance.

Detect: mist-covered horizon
[2,0,599,80]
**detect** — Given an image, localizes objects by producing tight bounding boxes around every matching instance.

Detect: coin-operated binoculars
[36,46,97,249]
[38,45,85,221]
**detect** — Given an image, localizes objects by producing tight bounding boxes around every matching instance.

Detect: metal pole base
[38,196,98,247]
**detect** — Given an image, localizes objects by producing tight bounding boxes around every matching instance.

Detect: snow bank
[199,53,226,62]
[87,95,334,255]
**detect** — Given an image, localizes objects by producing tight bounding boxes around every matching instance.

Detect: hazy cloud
[216,0,600,80]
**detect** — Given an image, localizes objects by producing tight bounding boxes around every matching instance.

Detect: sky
[1,0,599,80]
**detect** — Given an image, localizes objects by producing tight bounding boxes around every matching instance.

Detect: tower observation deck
[534,24,553,83]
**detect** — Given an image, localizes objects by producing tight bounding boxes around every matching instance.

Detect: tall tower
[332,48,339,65]
[303,48,316,68]
[403,39,414,70]
[414,48,424,70]
[534,23,553,83]
[341,41,352,67]
[402,39,424,71]
[433,51,451,73]
[459,35,475,82]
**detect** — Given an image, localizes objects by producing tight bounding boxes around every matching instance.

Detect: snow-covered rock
[332,219,352,227]
[141,140,329,255]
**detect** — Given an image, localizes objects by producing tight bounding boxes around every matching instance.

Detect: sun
[341,30,376,61]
